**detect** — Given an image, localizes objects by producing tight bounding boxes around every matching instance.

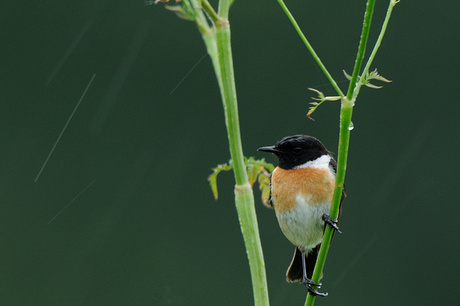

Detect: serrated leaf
[362,69,392,89]
[247,164,258,186]
[306,88,341,120]
[208,161,233,200]
[367,69,391,81]
[209,157,275,208]
[308,88,325,99]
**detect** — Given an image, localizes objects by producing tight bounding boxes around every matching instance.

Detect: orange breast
[271,166,335,213]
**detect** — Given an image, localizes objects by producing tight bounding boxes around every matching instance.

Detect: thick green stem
[218,0,231,19]
[192,4,270,303]
[213,21,269,306]
[235,184,269,305]
[215,21,246,184]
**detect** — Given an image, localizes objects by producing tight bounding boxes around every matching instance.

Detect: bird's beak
[257,146,280,154]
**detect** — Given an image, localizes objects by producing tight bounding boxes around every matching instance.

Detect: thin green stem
[305,1,376,305]
[190,0,212,34]
[201,0,220,24]
[304,105,352,306]
[346,0,376,100]
[276,0,345,97]
[362,0,399,77]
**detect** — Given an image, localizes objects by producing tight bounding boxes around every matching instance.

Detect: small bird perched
[258,135,344,296]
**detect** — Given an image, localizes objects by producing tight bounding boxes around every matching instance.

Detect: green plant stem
[201,0,220,23]
[215,22,247,184]
[276,0,344,97]
[234,185,269,305]
[305,1,375,305]
[304,105,352,306]
[197,3,269,304]
[362,0,399,77]
[218,0,231,19]
[346,0,376,100]
[214,21,269,306]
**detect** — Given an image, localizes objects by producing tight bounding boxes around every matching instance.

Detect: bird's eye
[293,147,302,154]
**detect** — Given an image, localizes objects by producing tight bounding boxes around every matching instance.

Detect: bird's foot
[322,214,341,233]
[302,277,328,297]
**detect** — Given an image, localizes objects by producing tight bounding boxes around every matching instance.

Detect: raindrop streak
[34,74,96,183]
[47,180,96,225]
[169,52,208,95]
[348,121,354,131]
[90,19,152,133]
[45,20,92,86]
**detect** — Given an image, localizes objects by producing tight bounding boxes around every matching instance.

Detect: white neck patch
[294,154,331,170]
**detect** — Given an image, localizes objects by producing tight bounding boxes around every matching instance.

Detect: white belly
[275,194,331,251]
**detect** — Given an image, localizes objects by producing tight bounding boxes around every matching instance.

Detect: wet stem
[302,1,399,305]
[303,0,376,304]
[196,0,270,305]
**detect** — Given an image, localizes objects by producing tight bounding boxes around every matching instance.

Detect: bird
[258,134,345,296]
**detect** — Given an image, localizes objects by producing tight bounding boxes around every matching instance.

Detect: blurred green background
[1,1,459,305]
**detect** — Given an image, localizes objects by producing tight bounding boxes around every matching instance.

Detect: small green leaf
[208,173,219,200]
[306,88,341,120]
[258,173,272,208]
[343,69,352,80]
[208,168,221,200]
[247,163,258,186]
[365,83,383,89]
[308,88,325,100]
[362,69,392,89]
[208,161,234,200]
[209,157,274,206]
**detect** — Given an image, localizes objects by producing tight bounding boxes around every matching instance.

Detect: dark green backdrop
[1,1,459,305]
